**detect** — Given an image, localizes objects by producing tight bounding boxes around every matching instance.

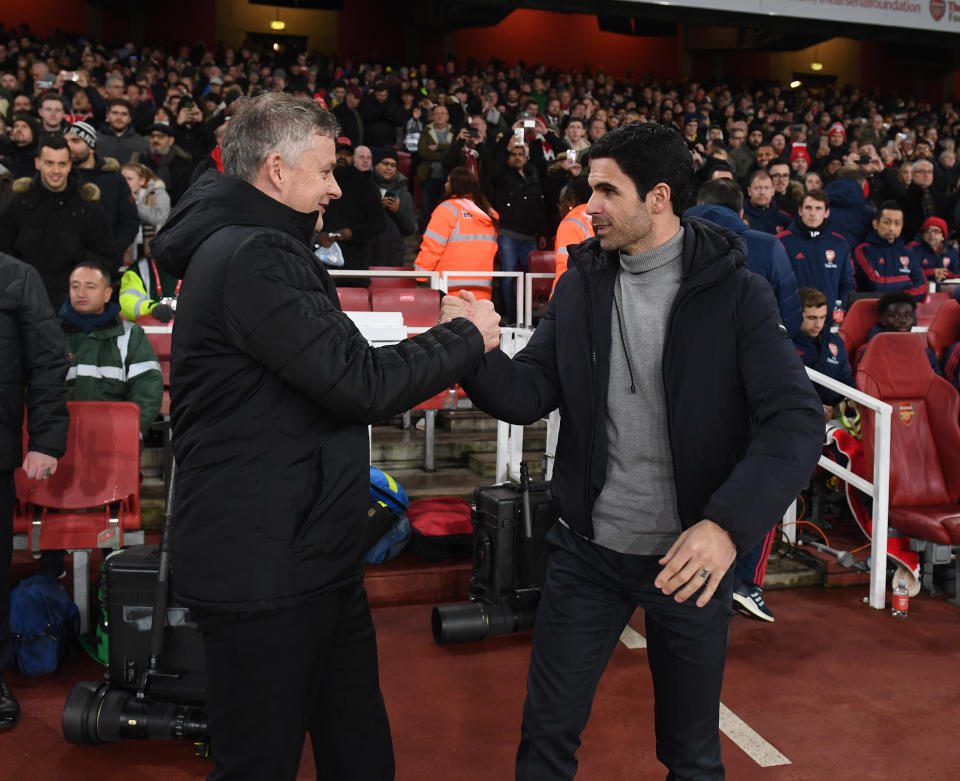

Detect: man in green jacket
[61,261,163,435]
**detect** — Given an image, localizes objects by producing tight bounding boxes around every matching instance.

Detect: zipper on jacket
[575,259,601,538]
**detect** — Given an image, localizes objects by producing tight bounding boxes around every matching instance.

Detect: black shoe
[732,580,775,623]
[0,675,20,729]
[37,550,67,580]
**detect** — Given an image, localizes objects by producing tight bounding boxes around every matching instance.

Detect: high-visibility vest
[553,203,593,290]
[415,197,498,301]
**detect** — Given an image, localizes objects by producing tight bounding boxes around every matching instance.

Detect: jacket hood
[824,178,865,207]
[153,170,318,278]
[684,204,747,235]
[13,172,100,202]
[570,217,746,282]
[863,229,904,249]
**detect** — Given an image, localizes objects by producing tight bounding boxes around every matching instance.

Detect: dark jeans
[497,235,536,322]
[517,523,733,781]
[0,472,12,672]
[195,579,394,781]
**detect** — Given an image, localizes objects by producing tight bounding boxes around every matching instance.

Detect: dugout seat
[371,288,441,333]
[916,291,949,329]
[856,332,960,548]
[926,299,960,360]
[839,298,880,362]
[137,314,172,387]
[396,150,411,180]
[528,250,556,322]
[337,287,371,310]
[14,401,144,631]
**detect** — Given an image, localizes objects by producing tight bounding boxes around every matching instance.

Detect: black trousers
[194,579,394,781]
[516,524,733,781]
[0,472,12,672]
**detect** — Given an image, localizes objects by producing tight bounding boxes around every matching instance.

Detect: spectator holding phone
[442,114,496,198]
[368,147,416,267]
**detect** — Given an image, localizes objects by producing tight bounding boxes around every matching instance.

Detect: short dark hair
[877,200,903,218]
[799,287,828,309]
[107,97,133,113]
[877,290,916,314]
[803,190,830,209]
[696,178,743,212]
[71,260,113,285]
[748,168,772,186]
[562,176,593,206]
[38,134,68,154]
[588,122,695,217]
[38,91,62,108]
[835,167,867,184]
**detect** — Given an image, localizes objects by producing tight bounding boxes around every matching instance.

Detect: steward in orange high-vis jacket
[415,168,498,300]
[553,177,594,290]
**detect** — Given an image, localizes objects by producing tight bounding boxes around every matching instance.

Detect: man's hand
[655,519,737,607]
[934,268,950,282]
[338,227,354,242]
[22,451,58,481]
[382,196,399,213]
[439,291,501,353]
[823,404,834,423]
[316,232,334,248]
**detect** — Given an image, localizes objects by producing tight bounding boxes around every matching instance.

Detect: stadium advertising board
[624,0,959,33]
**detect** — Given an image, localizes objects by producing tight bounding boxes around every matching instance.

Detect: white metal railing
[800,366,892,610]
[525,273,556,328]
[437,270,525,327]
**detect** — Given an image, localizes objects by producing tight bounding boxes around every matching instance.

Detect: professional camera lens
[431,600,537,645]
[63,681,208,744]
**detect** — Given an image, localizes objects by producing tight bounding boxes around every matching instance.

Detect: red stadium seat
[916,292,948,328]
[856,332,960,546]
[368,266,418,289]
[371,288,442,329]
[337,287,371,310]
[396,150,411,180]
[926,299,960,360]
[137,314,172,386]
[14,401,143,631]
[839,298,880,363]
[528,250,556,320]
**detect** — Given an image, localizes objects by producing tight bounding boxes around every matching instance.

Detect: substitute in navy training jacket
[777,216,854,317]
[742,199,792,236]
[462,218,824,555]
[853,230,927,301]
[152,170,485,610]
[685,204,802,336]
[792,329,853,406]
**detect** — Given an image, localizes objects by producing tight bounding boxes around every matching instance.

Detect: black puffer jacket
[76,155,140,253]
[0,173,119,308]
[462,219,824,555]
[0,253,69,471]
[153,171,484,610]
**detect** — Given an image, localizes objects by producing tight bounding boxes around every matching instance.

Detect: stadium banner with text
[623,0,960,34]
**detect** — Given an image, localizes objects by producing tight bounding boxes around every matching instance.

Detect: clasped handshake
[438,290,502,353]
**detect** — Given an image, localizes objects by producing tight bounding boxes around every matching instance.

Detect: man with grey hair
[153,92,500,780]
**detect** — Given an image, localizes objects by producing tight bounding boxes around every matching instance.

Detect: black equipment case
[105,546,206,705]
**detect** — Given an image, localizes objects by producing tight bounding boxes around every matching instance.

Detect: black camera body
[432,479,557,645]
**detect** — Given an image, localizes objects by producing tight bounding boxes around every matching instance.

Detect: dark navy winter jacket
[742,200,792,236]
[778,217,855,315]
[853,231,927,300]
[461,218,824,555]
[824,178,875,250]
[686,204,802,336]
[906,236,959,281]
[792,330,853,406]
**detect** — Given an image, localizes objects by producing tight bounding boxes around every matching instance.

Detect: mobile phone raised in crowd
[384,190,400,199]
[523,119,536,128]
[468,127,480,139]
[514,127,525,143]
[566,149,577,163]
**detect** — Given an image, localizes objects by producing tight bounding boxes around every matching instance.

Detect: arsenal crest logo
[931,0,945,21]
[828,342,838,357]
[825,249,835,262]
[898,402,916,426]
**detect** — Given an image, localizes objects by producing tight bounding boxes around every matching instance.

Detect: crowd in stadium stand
[2,27,960,380]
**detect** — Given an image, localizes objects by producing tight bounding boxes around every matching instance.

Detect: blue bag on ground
[9,574,80,676]
[365,468,411,564]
